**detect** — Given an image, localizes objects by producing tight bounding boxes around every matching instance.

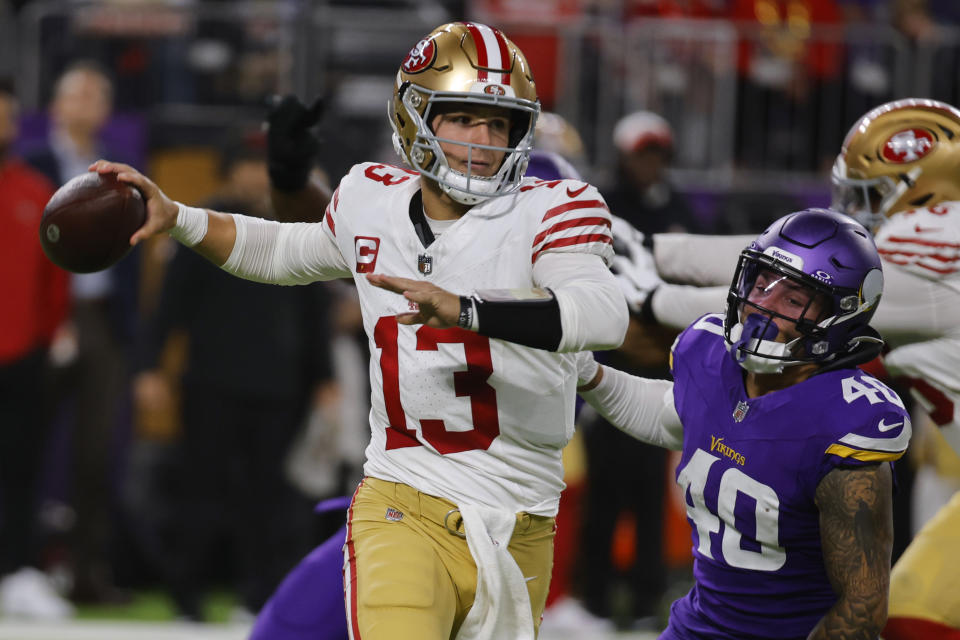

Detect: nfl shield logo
[418,254,433,275]
[733,400,750,423]
[385,507,404,522]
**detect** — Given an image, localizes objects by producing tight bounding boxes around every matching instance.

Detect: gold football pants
[344,477,556,640]
[889,489,960,629]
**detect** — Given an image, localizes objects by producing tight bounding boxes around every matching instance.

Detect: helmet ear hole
[509,112,532,149]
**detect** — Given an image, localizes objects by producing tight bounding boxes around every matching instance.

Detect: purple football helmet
[723,208,884,374]
[525,149,581,181]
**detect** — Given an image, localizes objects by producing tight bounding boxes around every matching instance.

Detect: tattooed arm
[808,464,894,640]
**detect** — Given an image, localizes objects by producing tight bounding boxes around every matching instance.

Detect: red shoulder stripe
[878,248,957,263]
[532,216,612,248]
[882,256,958,274]
[882,236,960,249]
[542,199,608,222]
[532,233,612,263]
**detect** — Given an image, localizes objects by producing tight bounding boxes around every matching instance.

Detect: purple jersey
[664,314,910,640]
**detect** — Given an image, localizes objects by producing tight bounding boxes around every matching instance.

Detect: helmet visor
[731,254,834,354]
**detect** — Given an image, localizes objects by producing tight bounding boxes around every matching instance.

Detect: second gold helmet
[831,98,960,231]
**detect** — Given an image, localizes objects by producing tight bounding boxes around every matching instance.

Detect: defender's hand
[89,160,179,245]
[610,215,662,315]
[367,274,461,328]
[266,95,324,191]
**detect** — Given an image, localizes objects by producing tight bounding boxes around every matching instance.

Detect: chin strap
[816,326,885,374]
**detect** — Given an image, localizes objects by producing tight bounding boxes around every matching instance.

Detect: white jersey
[874,202,960,453]
[322,163,614,515]
[646,210,960,342]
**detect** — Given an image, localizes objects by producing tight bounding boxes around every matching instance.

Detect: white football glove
[610,215,663,315]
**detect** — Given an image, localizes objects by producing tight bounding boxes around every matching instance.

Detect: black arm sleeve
[473,291,563,351]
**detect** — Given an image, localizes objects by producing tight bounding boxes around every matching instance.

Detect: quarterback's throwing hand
[89,160,179,245]
[367,274,461,328]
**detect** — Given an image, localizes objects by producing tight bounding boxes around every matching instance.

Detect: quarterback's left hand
[367,274,461,328]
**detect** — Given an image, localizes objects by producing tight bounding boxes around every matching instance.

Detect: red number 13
[374,316,501,454]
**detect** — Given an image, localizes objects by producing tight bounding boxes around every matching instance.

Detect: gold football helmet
[831,98,960,231]
[388,22,540,205]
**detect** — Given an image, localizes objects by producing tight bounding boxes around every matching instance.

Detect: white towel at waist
[454,504,535,640]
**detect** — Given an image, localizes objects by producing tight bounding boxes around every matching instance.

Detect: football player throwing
[90,22,627,640]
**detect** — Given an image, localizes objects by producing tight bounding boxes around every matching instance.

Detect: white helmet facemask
[830,155,921,233]
[390,86,537,205]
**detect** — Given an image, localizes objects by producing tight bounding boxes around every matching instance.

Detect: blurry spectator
[625,0,730,18]
[0,79,73,619]
[730,0,844,171]
[928,0,960,23]
[893,0,937,40]
[894,0,960,40]
[23,60,139,605]
[730,0,844,88]
[837,0,888,23]
[893,0,960,105]
[603,110,701,236]
[567,111,697,631]
[133,133,335,621]
[0,1,16,80]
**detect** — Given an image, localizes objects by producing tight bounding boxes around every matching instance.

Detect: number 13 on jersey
[374,316,502,454]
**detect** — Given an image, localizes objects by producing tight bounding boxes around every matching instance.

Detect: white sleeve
[222,215,352,284]
[578,365,683,450]
[651,284,728,330]
[885,337,960,457]
[870,262,960,341]
[653,233,752,285]
[532,252,629,352]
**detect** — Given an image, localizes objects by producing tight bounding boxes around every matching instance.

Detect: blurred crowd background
[1,0,959,632]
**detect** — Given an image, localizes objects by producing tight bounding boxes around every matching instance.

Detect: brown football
[38,172,146,273]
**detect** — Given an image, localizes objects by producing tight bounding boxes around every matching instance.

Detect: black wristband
[457,296,474,329]
[473,290,562,351]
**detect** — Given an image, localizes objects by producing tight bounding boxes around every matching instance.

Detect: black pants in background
[0,349,51,576]
[167,385,314,618]
[578,416,667,620]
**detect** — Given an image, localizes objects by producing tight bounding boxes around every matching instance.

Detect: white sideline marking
[0,620,252,640]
